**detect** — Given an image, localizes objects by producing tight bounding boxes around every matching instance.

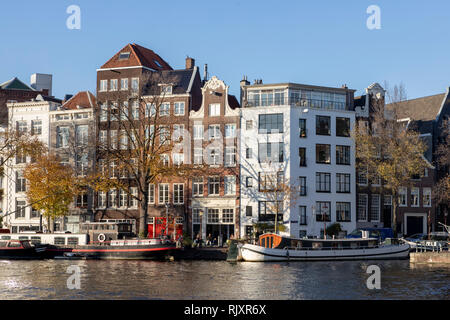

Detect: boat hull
[241,243,410,262]
[0,247,43,260]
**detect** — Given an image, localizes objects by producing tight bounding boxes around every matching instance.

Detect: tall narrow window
[316,116,331,135]
[316,172,331,192]
[174,102,185,115]
[299,118,307,137]
[208,177,220,195]
[316,144,331,164]
[192,178,204,197]
[336,202,351,222]
[357,194,368,221]
[173,184,184,204]
[224,176,236,195]
[159,184,169,204]
[336,145,350,165]
[370,194,380,221]
[336,117,350,137]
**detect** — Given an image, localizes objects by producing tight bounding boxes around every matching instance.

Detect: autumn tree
[433,118,450,227]
[24,154,81,232]
[353,84,428,236]
[92,72,204,238]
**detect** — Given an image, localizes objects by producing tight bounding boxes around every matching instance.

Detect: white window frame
[121,78,129,91]
[100,80,108,92]
[110,79,118,91]
[149,184,155,204]
[399,187,407,207]
[357,194,368,222]
[173,183,184,205]
[411,187,420,207]
[160,103,170,116]
[225,124,236,138]
[423,188,431,207]
[174,102,185,116]
[194,124,204,140]
[209,103,220,117]
[370,194,381,222]
[159,184,169,204]
[224,176,236,195]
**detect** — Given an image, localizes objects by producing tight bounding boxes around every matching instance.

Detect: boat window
[312,242,322,249]
[0,241,7,247]
[350,242,358,248]
[67,238,79,246]
[54,237,66,245]
[19,236,29,240]
[1,236,11,240]
[7,241,21,248]
[31,236,41,245]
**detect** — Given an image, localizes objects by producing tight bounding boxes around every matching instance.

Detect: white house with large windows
[239,80,357,238]
[3,95,61,233]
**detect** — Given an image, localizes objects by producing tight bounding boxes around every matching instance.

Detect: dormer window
[119,52,130,60]
[162,85,172,95]
[154,60,162,68]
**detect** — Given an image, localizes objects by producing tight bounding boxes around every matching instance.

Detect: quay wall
[410,252,450,264]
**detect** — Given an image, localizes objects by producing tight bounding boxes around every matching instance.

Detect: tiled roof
[386,93,446,121]
[61,91,96,110]
[228,95,240,109]
[0,77,35,91]
[142,68,197,95]
[100,43,172,71]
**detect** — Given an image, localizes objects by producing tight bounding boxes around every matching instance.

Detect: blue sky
[1,0,449,100]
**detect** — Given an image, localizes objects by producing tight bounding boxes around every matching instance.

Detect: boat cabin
[0,240,32,249]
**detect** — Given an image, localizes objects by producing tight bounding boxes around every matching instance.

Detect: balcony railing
[316,214,331,222]
[245,97,347,111]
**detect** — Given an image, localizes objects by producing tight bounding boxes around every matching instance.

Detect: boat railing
[415,241,447,253]
[281,244,385,251]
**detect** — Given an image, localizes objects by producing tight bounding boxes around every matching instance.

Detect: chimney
[186,56,195,69]
[240,75,250,87]
[203,64,209,82]
[342,84,348,89]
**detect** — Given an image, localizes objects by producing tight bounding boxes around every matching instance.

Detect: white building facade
[239,81,357,238]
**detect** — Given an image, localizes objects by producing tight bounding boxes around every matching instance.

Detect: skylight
[119,52,131,60]
[154,60,162,68]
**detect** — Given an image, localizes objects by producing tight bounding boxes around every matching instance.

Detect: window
[192,178,204,197]
[316,172,331,192]
[149,184,155,204]
[297,147,307,167]
[16,171,26,192]
[15,200,26,219]
[159,184,169,204]
[173,184,184,204]
[336,202,351,222]
[299,177,307,196]
[31,120,42,135]
[399,187,407,207]
[336,173,350,193]
[246,120,253,130]
[16,150,26,164]
[370,194,380,221]
[222,209,234,224]
[76,153,89,177]
[258,201,283,222]
[209,104,220,116]
[161,154,169,166]
[56,126,69,148]
[121,78,128,90]
[194,148,203,165]
[207,147,221,166]
[159,126,170,145]
[110,79,118,91]
[299,119,307,137]
[316,116,331,135]
[258,142,283,163]
[336,117,350,137]
[246,206,253,217]
[208,177,220,195]
[108,190,117,208]
[299,206,307,225]
[384,195,392,206]
[100,104,108,121]
[162,85,172,95]
[75,113,89,120]
[423,188,431,207]
[225,124,236,138]
[145,103,156,117]
[173,153,184,166]
[131,78,139,92]
[98,191,106,208]
[259,172,283,191]
[193,208,203,224]
[207,209,220,223]
[76,125,89,146]
[316,144,331,164]
[225,147,236,166]
[316,201,331,222]
[174,102,185,115]
[246,177,253,187]
[110,130,118,149]
[16,120,27,134]
[110,160,118,178]
[224,176,236,195]
[357,169,368,185]
[119,189,127,208]
[193,124,204,140]
[357,194,368,221]
[160,103,170,116]
[336,145,350,165]
[411,188,419,207]
[258,113,283,133]
[131,101,139,119]
[173,124,184,141]
[100,80,108,92]
[208,125,221,140]
[31,208,40,219]
[246,147,252,159]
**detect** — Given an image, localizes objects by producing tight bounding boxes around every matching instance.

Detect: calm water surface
[0,259,448,300]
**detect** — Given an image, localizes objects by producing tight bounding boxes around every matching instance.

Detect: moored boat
[0,240,45,259]
[240,233,410,262]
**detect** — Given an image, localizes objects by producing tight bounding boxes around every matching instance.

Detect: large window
[100,80,108,92]
[225,147,236,166]
[225,124,236,138]
[299,206,307,225]
[209,104,220,116]
[258,113,283,133]
[224,176,236,195]
[259,172,283,192]
[31,120,42,135]
[336,145,350,165]
[316,116,331,135]
[258,201,283,222]
[316,201,331,222]
[207,209,220,224]
[357,194,368,221]
[98,191,106,208]
[193,124,204,140]
[258,142,283,163]
[160,103,170,116]
[16,171,26,192]
[75,125,88,146]
[159,184,169,204]
[56,126,70,148]
[370,194,380,221]
[222,209,234,224]
[336,202,351,222]
[15,200,26,219]
[173,184,184,204]
[410,188,419,207]
[423,188,431,207]
[316,144,331,164]
[336,117,350,137]
[207,147,221,166]
[316,172,331,192]
[208,125,221,140]
[174,102,185,116]
[208,177,220,195]
[194,148,203,165]
[399,187,407,207]
[336,173,350,193]
[193,178,204,197]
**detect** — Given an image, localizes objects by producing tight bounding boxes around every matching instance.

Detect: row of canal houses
[1,43,449,241]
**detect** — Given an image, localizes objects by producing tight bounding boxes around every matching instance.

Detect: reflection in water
[0,260,448,300]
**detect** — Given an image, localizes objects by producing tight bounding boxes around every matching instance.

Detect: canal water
[0,260,448,300]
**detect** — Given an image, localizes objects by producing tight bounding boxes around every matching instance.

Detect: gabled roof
[0,77,35,91]
[387,93,446,121]
[61,91,96,110]
[100,43,172,71]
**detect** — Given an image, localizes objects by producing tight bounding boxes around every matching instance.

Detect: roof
[386,93,446,121]
[142,68,198,95]
[100,43,172,71]
[242,82,356,93]
[0,77,35,91]
[227,95,240,109]
[61,91,96,110]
